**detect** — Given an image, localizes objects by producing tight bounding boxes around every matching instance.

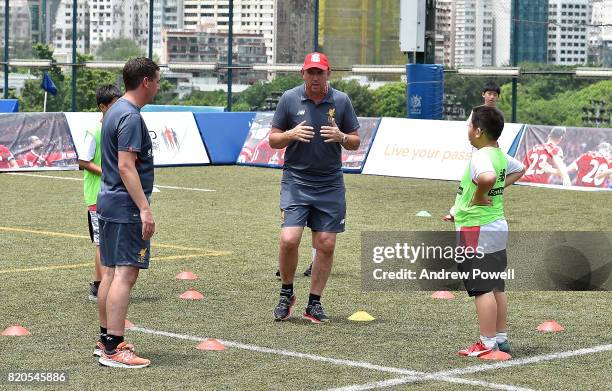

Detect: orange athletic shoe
[98,342,149,368]
[94,341,134,357]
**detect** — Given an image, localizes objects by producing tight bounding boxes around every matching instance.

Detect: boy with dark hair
[453,105,525,359]
[80,84,122,303]
[96,58,160,368]
[482,81,501,107]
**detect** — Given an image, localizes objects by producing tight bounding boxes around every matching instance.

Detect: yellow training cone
[348,311,375,322]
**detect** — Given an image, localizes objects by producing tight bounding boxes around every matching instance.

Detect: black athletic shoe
[275,269,281,280]
[273,295,296,321]
[303,262,313,277]
[303,301,330,324]
[88,282,99,301]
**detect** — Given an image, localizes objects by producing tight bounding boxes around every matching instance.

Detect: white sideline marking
[327,344,612,391]
[129,326,422,376]
[4,172,216,192]
[130,325,534,391]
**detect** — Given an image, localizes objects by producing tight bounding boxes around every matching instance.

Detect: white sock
[480,335,497,349]
[496,331,508,344]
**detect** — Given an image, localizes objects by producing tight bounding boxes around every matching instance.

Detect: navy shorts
[99,219,150,269]
[457,249,507,297]
[280,180,346,233]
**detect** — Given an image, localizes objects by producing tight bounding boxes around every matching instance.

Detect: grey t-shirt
[272,85,360,184]
[97,98,154,223]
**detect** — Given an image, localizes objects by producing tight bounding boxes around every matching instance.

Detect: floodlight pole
[71,0,77,111]
[148,0,154,59]
[511,0,519,123]
[314,0,319,52]
[4,0,9,98]
[227,0,233,112]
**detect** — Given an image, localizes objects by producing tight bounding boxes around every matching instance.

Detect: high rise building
[453,0,494,67]
[588,0,612,65]
[274,0,315,64]
[435,0,455,67]
[52,0,89,60]
[547,0,591,65]
[0,0,33,47]
[510,0,548,65]
[152,0,185,57]
[182,0,275,64]
[318,0,404,67]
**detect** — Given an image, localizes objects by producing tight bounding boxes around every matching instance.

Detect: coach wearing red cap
[269,52,361,323]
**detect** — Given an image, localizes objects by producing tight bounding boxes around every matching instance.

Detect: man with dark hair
[96,58,159,368]
[269,52,361,324]
[454,105,525,359]
[79,84,122,303]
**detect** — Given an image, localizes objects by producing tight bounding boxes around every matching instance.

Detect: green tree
[64,53,121,112]
[95,38,144,61]
[173,90,226,107]
[18,44,67,112]
[372,82,406,117]
[330,79,374,117]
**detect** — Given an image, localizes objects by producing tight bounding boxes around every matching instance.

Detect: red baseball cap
[302,52,330,71]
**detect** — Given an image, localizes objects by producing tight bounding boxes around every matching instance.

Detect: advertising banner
[362,118,523,181]
[237,113,381,173]
[516,125,611,191]
[141,112,210,166]
[0,113,78,171]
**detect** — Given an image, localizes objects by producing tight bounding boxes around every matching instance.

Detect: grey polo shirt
[271,84,360,184]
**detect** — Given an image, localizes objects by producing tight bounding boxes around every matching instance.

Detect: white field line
[4,172,215,192]
[130,325,534,391]
[326,344,612,391]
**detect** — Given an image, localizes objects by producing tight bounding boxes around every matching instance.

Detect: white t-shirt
[79,131,97,162]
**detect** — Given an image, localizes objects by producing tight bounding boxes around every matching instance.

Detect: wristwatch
[341,134,348,145]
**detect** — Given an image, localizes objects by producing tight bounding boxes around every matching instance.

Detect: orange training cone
[176,271,198,280]
[431,291,455,300]
[479,350,512,361]
[180,288,204,300]
[1,325,31,336]
[537,320,564,332]
[197,338,226,351]
[124,319,135,329]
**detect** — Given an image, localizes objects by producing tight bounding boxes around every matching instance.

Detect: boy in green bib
[453,106,525,359]
[78,85,122,301]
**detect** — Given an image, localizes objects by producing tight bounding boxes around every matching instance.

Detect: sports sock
[104,334,124,354]
[308,293,321,306]
[496,331,508,344]
[99,326,107,342]
[480,335,497,349]
[280,283,293,298]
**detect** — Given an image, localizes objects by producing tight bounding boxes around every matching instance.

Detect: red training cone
[124,319,135,329]
[1,325,31,336]
[196,338,226,351]
[537,320,564,332]
[180,288,204,300]
[176,271,198,280]
[480,350,512,361]
[431,291,455,300]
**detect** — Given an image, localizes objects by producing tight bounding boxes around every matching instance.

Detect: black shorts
[99,219,150,269]
[87,210,100,245]
[457,249,507,297]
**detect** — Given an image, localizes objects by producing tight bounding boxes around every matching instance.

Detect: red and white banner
[0,113,78,171]
[516,125,611,191]
[362,118,523,181]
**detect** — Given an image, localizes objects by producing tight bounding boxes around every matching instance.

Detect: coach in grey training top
[270,52,360,324]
